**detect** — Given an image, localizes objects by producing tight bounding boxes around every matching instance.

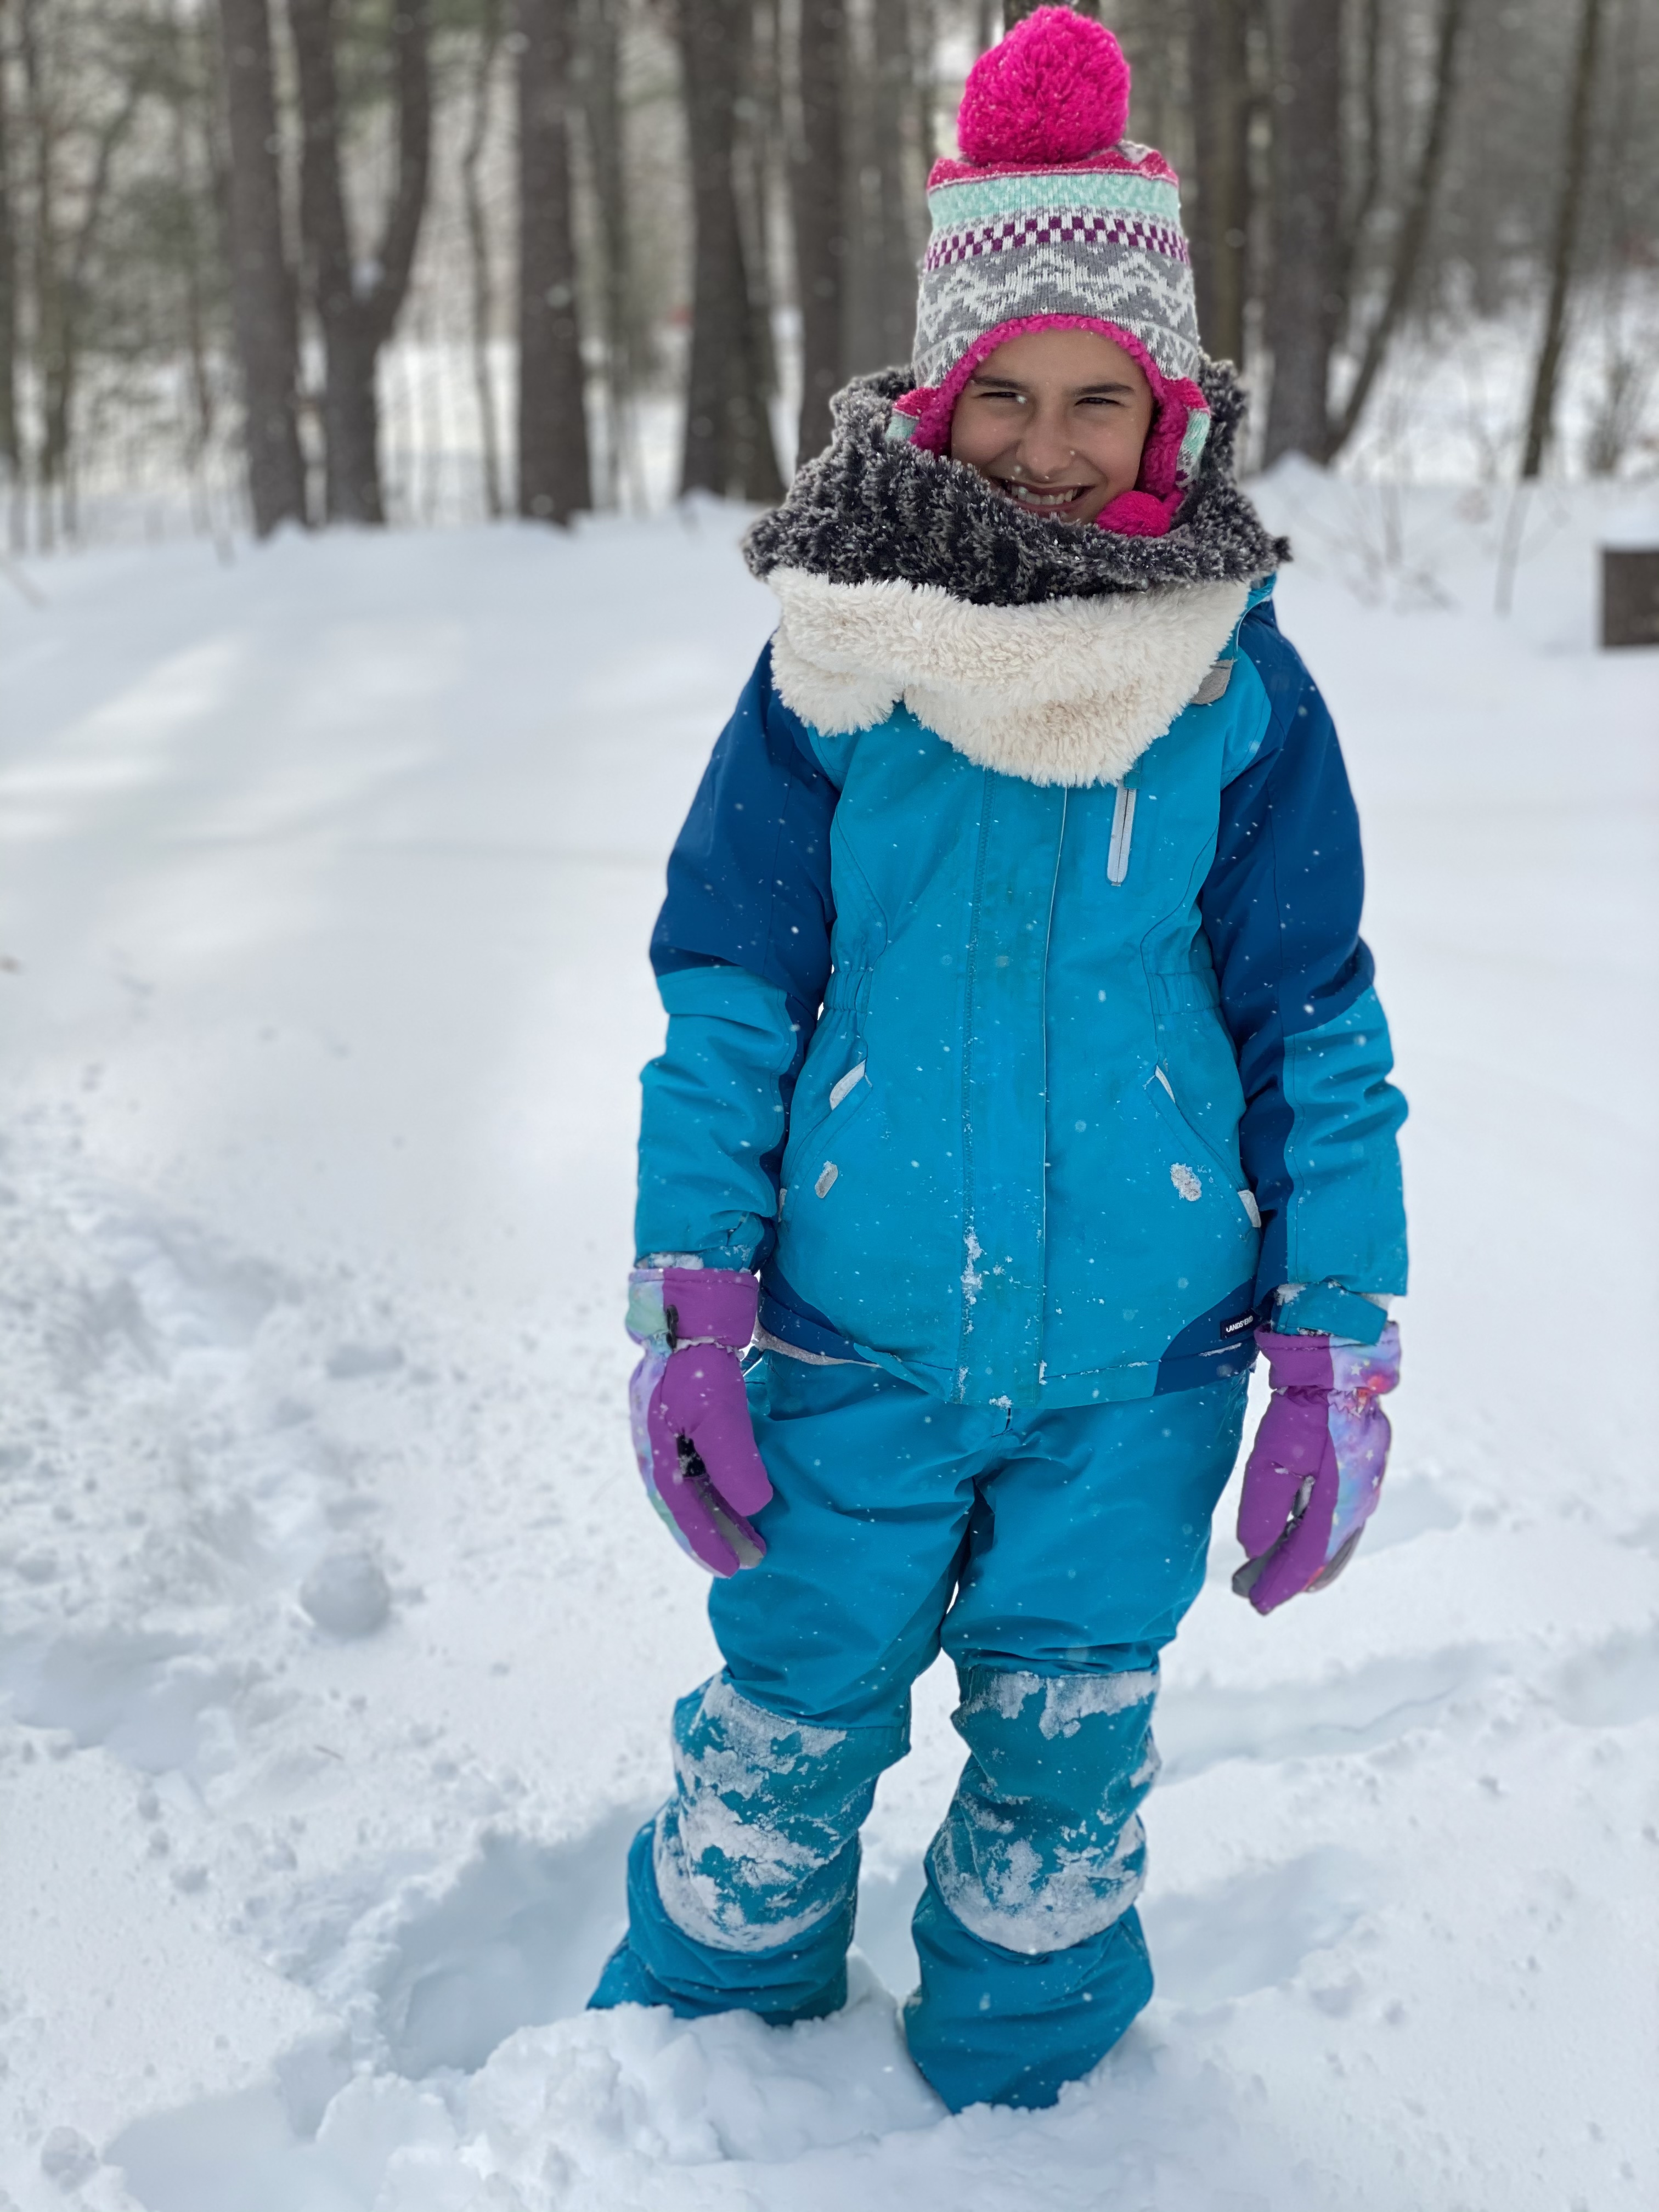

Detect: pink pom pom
[957,7,1131,167]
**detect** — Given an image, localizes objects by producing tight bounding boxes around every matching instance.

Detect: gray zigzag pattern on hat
[916,242,1202,386]
[743,361,1286,610]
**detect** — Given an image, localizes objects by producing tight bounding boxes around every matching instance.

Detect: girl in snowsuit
[592,10,1406,2113]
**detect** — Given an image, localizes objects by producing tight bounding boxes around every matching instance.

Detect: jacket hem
[755,1291,1260,1409]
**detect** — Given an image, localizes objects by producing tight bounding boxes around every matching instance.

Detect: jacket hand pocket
[1144,1068,1260,1228]
[781,1048,874,1216]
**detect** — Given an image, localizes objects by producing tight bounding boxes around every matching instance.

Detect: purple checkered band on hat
[924,211,1190,273]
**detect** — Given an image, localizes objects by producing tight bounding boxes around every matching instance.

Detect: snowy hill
[1,484,1655,2211]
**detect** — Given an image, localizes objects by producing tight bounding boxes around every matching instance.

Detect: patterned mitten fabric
[1234,1324,1401,1615]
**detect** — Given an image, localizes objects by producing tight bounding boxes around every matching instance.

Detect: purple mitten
[1233,1322,1401,1616]
[626,1266,773,1577]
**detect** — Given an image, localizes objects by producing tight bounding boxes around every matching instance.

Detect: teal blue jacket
[636,591,1407,1408]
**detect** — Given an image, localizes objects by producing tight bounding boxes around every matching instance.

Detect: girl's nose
[1015,412,1079,481]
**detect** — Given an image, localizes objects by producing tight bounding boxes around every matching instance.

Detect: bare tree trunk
[1188,0,1250,364]
[0,1,20,539]
[578,0,636,510]
[517,0,591,523]
[1335,0,1383,339]
[1582,0,1642,475]
[289,0,368,519]
[1004,1,1100,22]
[20,0,61,548]
[872,0,917,370]
[1520,0,1605,479]
[912,0,938,179]
[290,0,432,524]
[1328,0,1470,458]
[735,0,781,417]
[840,3,875,373]
[217,0,306,533]
[792,0,846,464]
[1262,0,1341,463]
[27,11,144,548]
[1115,0,1177,166]
[192,14,242,554]
[679,0,783,499]
[462,0,504,519]
[169,22,215,523]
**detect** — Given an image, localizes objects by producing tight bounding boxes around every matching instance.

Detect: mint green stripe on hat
[927,171,1181,228]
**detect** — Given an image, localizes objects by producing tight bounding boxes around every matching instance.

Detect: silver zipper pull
[1108,771,1138,886]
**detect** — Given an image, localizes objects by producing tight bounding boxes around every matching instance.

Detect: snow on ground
[1,480,1655,2212]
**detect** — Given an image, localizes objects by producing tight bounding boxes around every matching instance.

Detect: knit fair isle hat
[891,7,1207,538]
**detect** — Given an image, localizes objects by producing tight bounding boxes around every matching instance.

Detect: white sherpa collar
[767,567,1249,788]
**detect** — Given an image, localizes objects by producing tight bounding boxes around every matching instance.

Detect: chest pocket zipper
[828,1060,866,1109]
[1108,768,1138,887]
[1190,657,1234,707]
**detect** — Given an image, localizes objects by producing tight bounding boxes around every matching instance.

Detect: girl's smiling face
[948,327,1154,527]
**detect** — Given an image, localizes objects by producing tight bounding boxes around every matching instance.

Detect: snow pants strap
[927,1663,1161,1956]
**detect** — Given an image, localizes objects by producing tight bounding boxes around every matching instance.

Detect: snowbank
[0,487,1655,2211]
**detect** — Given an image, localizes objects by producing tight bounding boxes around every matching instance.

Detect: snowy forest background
[2,0,1657,558]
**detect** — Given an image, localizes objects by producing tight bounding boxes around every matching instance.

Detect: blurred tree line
[0,0,1654,549]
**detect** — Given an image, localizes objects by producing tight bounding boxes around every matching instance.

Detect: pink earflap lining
[893,315,1208,537]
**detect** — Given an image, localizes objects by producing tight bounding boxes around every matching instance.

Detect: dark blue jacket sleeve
[636,645,840,1268]
[1201,602,1408,1322]
[651,641,838,1038]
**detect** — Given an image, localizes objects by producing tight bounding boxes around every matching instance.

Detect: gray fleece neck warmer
[743,362,1285,611]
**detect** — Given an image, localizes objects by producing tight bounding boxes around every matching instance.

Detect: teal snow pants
[590,1352,1248,2112]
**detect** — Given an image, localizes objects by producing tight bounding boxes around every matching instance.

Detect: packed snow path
[1,487,1655,2212]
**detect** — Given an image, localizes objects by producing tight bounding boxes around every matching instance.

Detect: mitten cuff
[1253,1328,1340,1391]
[1255,1322,1401,1396]
[1274,1281,1391,1343]
[627,1265,757,1353]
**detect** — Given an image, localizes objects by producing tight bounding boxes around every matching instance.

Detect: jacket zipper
[1036,789,1067,1397]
